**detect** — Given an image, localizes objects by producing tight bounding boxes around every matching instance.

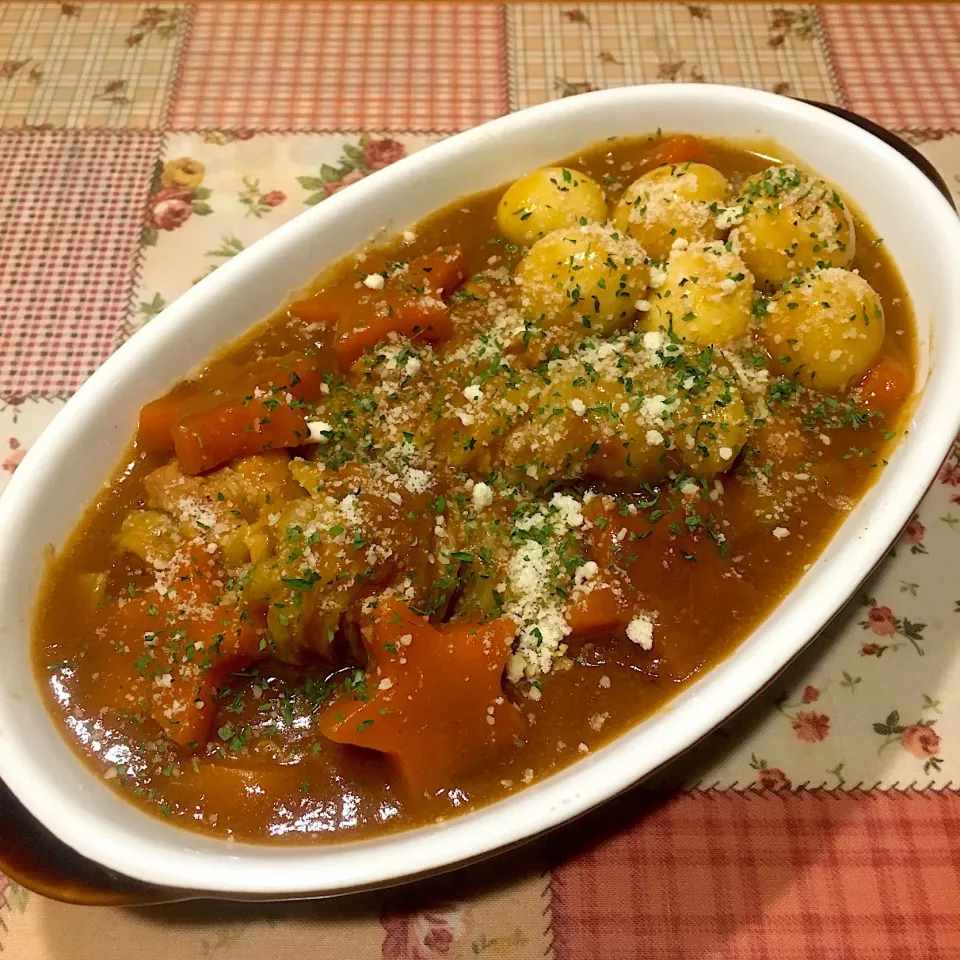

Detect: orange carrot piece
[137,398,175,454]
[137,355,321,457]
[320,599,521,792]
[151,612,261,747]
[137,393,212,455]
[110,552,264,747]
[405,246,467,297]
[255,355,324,403]
[334,301,453,368]
[334,246,466,368]
[173,399,309,475]
[566,584,630,636]
[639,134,708,174]
[287,290,342,327]
[858,357,912,419]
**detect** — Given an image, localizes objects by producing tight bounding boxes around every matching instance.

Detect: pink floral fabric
[381,904,469,959]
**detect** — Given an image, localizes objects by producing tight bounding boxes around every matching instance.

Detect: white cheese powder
[626,613,655,651]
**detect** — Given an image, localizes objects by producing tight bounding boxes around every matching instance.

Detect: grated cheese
[472,482,494,510]
[626,613,655,650]
[305,420,333,443]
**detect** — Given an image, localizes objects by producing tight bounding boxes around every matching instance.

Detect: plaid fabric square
[0,131,159,400]
[507,3,839,110]
[821,5,960,130]
[168,2,508,132]
[0,3,185,129]
[550,790,960,959]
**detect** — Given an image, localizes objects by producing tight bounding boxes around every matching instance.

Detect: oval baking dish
[1,84,959,898]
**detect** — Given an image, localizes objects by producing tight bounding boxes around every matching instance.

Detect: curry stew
[35,135,915,842]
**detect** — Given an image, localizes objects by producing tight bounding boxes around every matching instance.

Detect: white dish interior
[1,84,959,896]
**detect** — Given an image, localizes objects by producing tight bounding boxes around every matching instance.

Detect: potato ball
[761,267,884,391]
[667,371,748,478]
[498,338,747,488]
[496,166,608,247]
[612,163,728,262]
[642,240,755,346]
[514,223,649,336]
[515,359,667,487]
[734,165,856,286]
[433,374,535,475]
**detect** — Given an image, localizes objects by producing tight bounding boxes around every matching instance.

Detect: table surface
[1,2,959,957]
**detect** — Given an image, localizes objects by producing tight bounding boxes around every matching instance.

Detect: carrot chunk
[173,399,310,475]
[334,246,466,368]
[858,357,912,419]
[137,393,213,455]
[256,355,325,403]
[137,354,322,457]
[566,584,631,636]
[407,246,467,297]
[320,598,521,792]
[287,290,342,327]
[109,552,263,747]
[639,135,708,174]
[334,300,453,368]
[150,611,261,747]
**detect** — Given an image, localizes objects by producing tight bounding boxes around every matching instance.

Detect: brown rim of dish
[1,103,951,907]
[799,99,956,210]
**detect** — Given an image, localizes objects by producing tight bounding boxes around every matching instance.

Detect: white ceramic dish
[1,84,959,898]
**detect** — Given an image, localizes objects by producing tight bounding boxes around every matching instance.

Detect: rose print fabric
[122,132,440,329]
[672,465,959,790]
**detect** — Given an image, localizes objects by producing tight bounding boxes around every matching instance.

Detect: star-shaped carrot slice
[319,599,522,793]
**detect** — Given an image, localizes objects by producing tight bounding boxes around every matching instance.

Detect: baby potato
[495,337,747,488]
[503,363,666,488]
[612,163,728,262]
[514,223,648,336]
[666,372,748,479]
[433,374,535,474]
[497,166,608,246]
[584,382,674,486]
[761,267,884,391]
[643,240,755,346]
[500,409,594,490]
[735,165,855,286]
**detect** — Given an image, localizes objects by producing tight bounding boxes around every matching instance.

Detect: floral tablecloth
[1,3,960,957]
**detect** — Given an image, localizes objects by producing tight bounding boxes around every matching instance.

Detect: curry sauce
[35,134,915,842]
